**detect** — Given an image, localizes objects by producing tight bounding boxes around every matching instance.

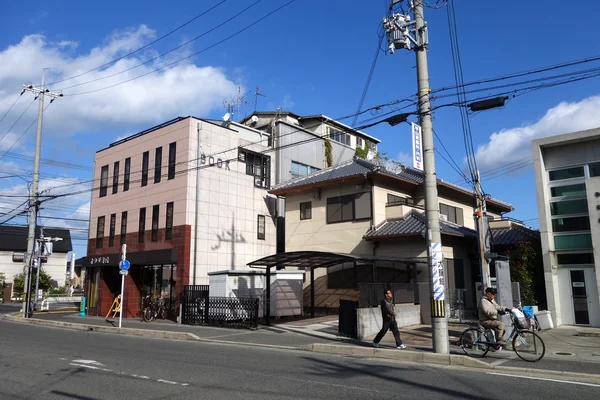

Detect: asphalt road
[1,320,599,400]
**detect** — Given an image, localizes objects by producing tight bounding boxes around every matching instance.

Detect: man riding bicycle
[478,287,511,344]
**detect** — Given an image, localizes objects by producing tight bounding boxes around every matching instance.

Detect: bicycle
[142,296,167,322]
[458,309,546,362]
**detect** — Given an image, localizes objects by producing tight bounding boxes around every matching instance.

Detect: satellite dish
[222,112,231,122]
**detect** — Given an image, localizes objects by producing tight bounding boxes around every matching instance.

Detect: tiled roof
[490,224,541,247]
[271,158,513,211]
[365,210,477,240]
[0,225,73,252]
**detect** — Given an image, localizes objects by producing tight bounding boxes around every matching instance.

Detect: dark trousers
[373,318,403,346]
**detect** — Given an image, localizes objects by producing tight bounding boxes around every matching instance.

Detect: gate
[180,285,259,329]
[338,299,358,338]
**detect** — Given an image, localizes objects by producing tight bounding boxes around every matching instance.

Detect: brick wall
[87,224,191,318]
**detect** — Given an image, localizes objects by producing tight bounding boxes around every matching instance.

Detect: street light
[355,112,412,130]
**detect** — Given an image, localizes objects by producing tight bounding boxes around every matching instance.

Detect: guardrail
[40,296,82,311]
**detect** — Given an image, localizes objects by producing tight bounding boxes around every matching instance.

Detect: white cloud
[0,27,242,135]
[473,95,600,172]
[282,95,295,109]
[396,151,412,166]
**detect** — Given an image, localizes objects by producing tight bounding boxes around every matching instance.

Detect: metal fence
[358,283,421,308]
[180,285,259,329]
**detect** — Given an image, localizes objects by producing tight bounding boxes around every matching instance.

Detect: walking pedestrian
[373,289,406,349]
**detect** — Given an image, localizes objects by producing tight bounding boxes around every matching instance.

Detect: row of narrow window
[99,142,177,197]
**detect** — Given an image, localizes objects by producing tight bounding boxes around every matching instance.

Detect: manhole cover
[554,352,574,356]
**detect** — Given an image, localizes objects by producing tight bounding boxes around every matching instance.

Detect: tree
[12,268,54,296]
[354,144,369,160]
[507,241,540,306]
[0,272,6,289]
[324,139,333,167]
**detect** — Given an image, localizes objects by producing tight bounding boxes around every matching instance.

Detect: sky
[2,0,600,262]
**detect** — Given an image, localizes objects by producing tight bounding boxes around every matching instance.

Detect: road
[1,320,599,400]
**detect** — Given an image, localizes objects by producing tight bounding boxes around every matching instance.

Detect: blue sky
[2,0,600,259]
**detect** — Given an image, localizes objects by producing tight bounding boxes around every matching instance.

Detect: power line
[46,0,228,86]
[65,1,296,97]
[58,0,261,92]
[0,92,25,126]
[0,98,36,146]
[0,102,52,163]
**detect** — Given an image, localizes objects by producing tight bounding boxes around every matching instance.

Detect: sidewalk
[4,311,600,379]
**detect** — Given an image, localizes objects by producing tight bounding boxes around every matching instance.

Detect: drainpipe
[193,122,201,284]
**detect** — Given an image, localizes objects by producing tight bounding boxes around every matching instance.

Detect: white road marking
[67,359,189,387]
[488,372,600,387]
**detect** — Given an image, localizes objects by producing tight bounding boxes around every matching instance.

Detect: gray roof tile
[490,224,540,247]
[365,210,477,239]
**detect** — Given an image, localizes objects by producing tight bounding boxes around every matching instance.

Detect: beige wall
[90,118,193,240]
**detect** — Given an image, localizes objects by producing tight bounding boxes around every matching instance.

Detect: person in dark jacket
[373,289,406,349]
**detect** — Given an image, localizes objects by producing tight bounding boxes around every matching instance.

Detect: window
[151,204,159,242]
[96,216,105,248]
[154,146,162,183]
[440,203,464,225]
[549,166,584,181]
[99,165,109,197]
[557,252,594,265]
[257,215,266,240]
[123,157,131,191]
[326,192,372,223]
[166,202,174,240]
[590,162,600,177]
[120,211,127,246]
[387,193,416,206]
[138,207,146,244]
[141,151,149,187]
[300,202,312,220]
[109,213,116,247]
[239,148,271,188]
[112,161,119,194]
[168,142,176,180]
[551,184,586,197]
[551,216,590,232]
[291,161,320,178]
[554,234,592,250]
[550,199,588,216]
[356,137,363,148]
[328,127,351,146]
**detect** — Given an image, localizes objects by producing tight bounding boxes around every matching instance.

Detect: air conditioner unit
[439,214,448,222]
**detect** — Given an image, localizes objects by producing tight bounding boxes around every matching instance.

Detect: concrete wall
[357,304,421,340]
[0,251,68,288]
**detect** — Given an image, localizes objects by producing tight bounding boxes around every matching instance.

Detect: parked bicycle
[141,296,167,322]
[458,308,546,362]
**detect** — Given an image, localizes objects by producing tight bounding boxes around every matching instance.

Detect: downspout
[193,122,201,284]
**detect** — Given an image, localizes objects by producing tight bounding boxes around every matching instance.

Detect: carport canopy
[247,251,428,324]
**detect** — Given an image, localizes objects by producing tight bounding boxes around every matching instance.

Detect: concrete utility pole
[383,0,449,353]
[21,70,62,318]
[474,170,492,289]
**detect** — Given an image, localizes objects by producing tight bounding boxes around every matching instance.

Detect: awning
[247,251,428,269]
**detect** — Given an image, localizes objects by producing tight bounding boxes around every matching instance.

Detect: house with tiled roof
[270,157,514,314]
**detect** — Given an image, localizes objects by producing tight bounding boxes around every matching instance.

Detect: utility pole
[383,0,449,353]
[474,170,492,289]
[33,226,44,308]
[21,70,62,318]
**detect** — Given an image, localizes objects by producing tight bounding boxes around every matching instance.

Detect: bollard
[79,297,86,316]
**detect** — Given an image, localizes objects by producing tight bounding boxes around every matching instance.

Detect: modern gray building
[532,128,600,327]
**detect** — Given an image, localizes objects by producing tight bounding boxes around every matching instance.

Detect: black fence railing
[181,288,259,329]
[359,283,423,308]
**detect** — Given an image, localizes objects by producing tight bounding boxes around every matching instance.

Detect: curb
[303,343,600,381]
[577,331,600,338]
[1,314,298,351]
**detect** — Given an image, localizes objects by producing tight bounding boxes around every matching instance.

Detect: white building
[0,226,73,297]
[532,128,600,327]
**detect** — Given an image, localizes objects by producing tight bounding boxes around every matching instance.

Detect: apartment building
[82,112,380,318]
[533,128,600,327]
[269,158,514,313]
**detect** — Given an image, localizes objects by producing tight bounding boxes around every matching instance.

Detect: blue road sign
[119,259,130,271]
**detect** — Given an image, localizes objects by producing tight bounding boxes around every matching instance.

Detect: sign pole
[118,275,124,328]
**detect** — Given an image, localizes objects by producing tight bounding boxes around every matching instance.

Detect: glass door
[570,270,590,325]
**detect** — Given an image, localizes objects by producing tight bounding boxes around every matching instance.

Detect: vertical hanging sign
[412,122,423,171]
[431,242,444,301]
